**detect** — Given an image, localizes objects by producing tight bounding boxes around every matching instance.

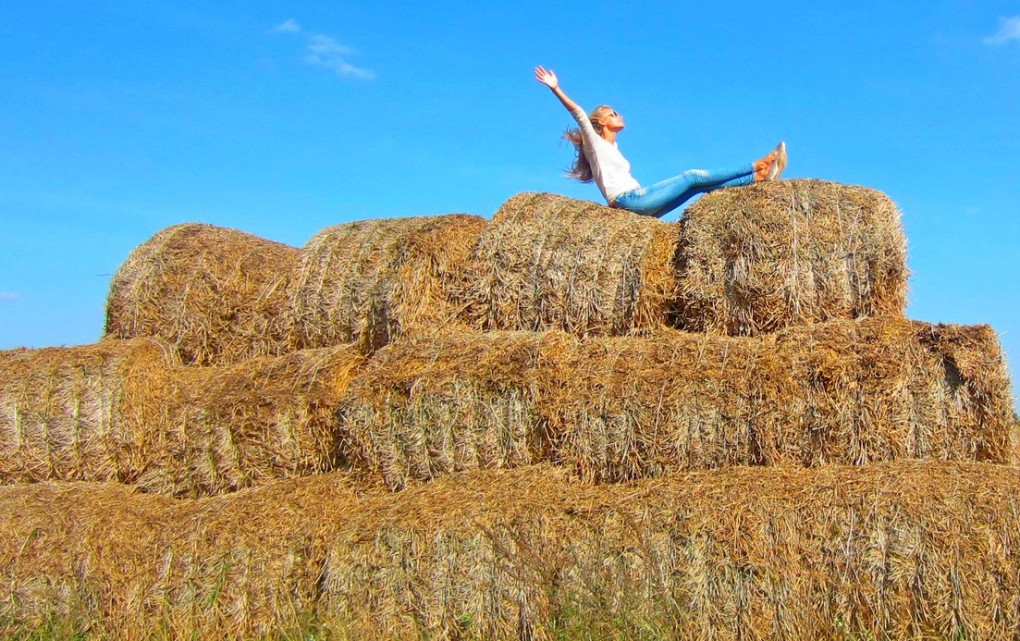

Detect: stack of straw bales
[2,178,1018,639]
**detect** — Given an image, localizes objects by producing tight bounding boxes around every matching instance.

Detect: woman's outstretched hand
[534,66,559,90]
[535,65,579,114]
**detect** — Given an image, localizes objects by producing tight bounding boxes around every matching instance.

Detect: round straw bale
[0,341,364,497]
[0,338,179,486]
[105,223,300,365]
[8,462,1020,639]
[0,473,367,640]
[0,481,179,638]
[338,318,1015,488]
[771,319,1016,466]
[291,214,486,353]
[675,179,909,334]
[135,344,365,497]
[464,192,680,335]
[339,331,572,488]
[149,472,370,640]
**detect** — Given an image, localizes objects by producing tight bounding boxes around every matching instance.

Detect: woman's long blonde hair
[563,105,613,183]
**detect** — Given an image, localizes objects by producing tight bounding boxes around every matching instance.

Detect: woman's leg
[613,164,755,218]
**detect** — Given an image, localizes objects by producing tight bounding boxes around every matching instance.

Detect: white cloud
[270,19,302,34]
[0,292,18,302]
[984,16,1020,45]
[304,35,374,79]
[306,34,356,57]
[270,20,374,80]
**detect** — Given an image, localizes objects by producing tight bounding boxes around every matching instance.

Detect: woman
[535,65,787,218]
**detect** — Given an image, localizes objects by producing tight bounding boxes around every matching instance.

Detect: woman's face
[598,107,625,132]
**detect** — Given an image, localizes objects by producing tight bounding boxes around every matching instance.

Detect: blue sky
[1,1,1018,406]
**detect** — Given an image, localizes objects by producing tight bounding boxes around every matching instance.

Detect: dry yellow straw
[0,338,179,485]
[291,213,485,353]
[1,341,364,497]
[339,318,1014,488]
[105,223,300,365]
[676,179,909,334]
[4,462,1020,640]
[462,192,681,335]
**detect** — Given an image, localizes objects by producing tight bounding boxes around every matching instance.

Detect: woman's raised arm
[534,66,583,115]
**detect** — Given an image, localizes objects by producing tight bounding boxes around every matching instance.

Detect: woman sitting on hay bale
[535,65,788,218]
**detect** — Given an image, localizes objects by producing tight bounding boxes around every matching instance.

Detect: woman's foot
[767,142,787,180]
[753,142,787,182]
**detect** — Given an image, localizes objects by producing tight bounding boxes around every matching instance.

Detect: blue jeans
[612,164,755,218]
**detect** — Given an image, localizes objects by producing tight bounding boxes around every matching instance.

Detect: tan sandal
[766,142,787,180]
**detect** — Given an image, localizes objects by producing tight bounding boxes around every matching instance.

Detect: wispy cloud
[0,292,19,302]
[270,19,375,80]
[304,35,374,79]
[270,18,301,34]
[984,16,1020,45]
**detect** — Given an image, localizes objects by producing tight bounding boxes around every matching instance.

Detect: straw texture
[0,338,179,485]
[463,192,681,335]
[137,345,365,497]
[338,318,1015,488]
[104,223,300,365]
[291,214,485,353]
[0,473,362,640]
[676,179,909,334]
[0,341,364,497]
[4,462,1020,640]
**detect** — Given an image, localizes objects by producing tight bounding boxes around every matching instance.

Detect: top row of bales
[105,180,909,365]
